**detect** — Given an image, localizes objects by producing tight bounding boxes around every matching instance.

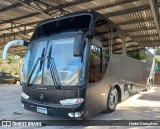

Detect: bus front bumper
[21,98,83,116]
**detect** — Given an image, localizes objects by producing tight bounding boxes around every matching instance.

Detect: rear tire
[105,87,118,113]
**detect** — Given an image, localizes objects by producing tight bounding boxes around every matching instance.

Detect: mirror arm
[3,40,24,60]
[24,41,29,46]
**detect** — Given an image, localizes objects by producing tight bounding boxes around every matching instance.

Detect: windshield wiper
[47,46,61,89]
[27,48,45,85]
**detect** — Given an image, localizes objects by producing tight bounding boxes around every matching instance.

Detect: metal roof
[0,0,159,56]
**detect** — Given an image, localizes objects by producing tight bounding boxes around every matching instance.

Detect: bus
[3,11,154,119]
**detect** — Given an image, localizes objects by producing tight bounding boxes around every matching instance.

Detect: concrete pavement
[0,84,160,129]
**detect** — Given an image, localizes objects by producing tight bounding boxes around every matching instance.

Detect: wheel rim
[109,88,118,109]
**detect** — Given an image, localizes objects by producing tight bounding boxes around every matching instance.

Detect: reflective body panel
[83,54,152,117]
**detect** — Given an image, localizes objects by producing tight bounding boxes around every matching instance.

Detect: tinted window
[102,48,110,74]
[89,45,102,83]
[31,15,91,40]
[22,40,47,84]
[43,37,85,86]
[22,36,85,86]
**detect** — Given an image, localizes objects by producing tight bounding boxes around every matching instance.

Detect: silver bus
[3,11,154,119]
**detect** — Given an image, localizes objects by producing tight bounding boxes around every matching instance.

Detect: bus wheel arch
[114,85,122,103]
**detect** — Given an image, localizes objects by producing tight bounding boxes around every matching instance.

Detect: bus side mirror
[73,33,84,57]
[3,40,28,60]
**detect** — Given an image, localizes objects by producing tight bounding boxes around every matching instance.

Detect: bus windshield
[22,36,86,86]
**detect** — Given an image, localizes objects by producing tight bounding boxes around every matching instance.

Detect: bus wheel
[105,87,118,113]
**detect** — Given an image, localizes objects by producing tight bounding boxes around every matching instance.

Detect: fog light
[21,92,29,100]
[60,98,84,106]
[68,111,84,118]
[68,112,74,117]
[75,112,83,117]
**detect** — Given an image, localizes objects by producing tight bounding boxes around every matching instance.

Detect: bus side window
[89,45,102,83]
[102,48,109,75]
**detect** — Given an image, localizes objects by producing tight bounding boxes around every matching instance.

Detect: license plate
[37,107,47,114]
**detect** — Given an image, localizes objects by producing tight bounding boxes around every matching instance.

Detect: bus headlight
[60,98,84,106]
[21,92,29,100]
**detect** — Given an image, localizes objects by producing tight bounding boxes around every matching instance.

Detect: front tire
[105,87,118,113]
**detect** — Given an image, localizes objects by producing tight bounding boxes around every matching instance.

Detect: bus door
[84,38,109,117]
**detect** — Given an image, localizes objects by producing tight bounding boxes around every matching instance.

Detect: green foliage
[155,58,160,65]
[1,68,6,72]
[0,58,2,65]
[0,51,20,77]
[155,48,160,55]
[6,55,19,64]
[7,56,12,64]
[127,49,146,60]
[0,53,3,64]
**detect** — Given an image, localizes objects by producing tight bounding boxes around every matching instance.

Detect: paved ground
[0,84,160,129]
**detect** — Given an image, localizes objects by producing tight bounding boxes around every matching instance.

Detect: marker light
[21,92,29,100]
[60,98,84,106]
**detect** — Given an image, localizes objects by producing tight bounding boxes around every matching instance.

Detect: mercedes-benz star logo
[40,94,44,100]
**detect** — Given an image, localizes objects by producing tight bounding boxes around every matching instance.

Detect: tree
[155,58,160,65]
[0,51,20,76]
[155,48,160,55]
[127,49,146,60]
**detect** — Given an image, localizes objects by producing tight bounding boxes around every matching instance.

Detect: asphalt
[0,84,160,129]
